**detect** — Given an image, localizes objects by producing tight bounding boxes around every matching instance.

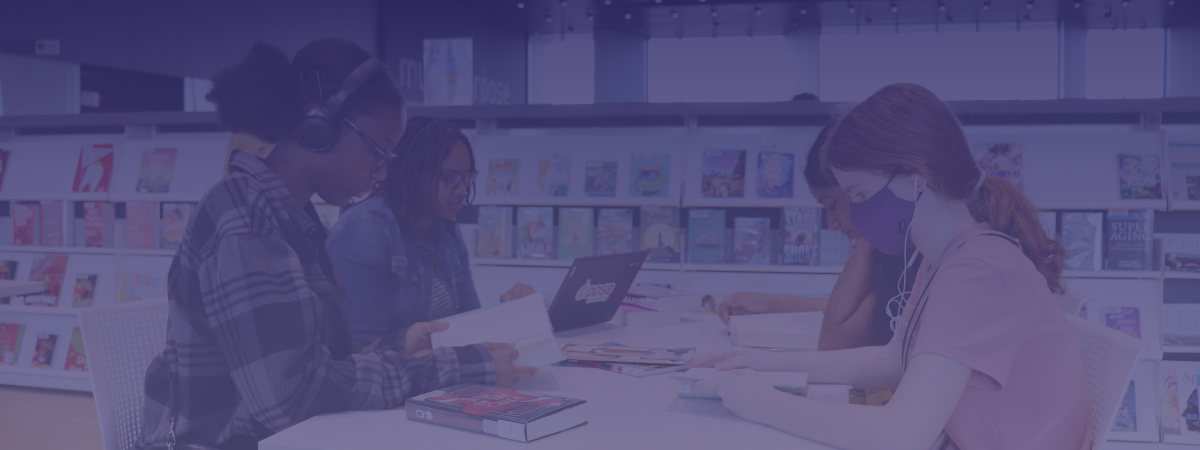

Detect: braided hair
[379,116,475,230]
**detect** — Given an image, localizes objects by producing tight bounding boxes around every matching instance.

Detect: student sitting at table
[692,83,1089,450]
[327,116,534,350]
[718,122,922,350]
[137,40,533,450]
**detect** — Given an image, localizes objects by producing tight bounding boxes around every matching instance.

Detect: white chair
[79,298,170,450]
[1065,313,1148,450]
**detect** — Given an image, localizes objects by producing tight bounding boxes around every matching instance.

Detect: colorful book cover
[0,260,18,304]
[597,208,633,255]
[63,327,86,372]
[0,149,10,191]
[701,150,745,198]
[40,200,63,246]
[125,201,155,249]
[557,207,593,261]
[756,152,794,198]
[1104,306,1142,340]
[536,155,570,197]
[71,143,115,193]
[733,217,770,265]
[975,142,1024,192]
[71,273,98,308]
[31,332,57,369]
[405,383,586,442]
[640,206,680,264]
[1162,367,1182,437]
[422,38,474,106]
[1038,210,1057,239]
[24,254,67,307]
[118,271,165,303]
[585,160,618,197]
[135,148,178,193]
[1119,154,1163,200]
[1165,367,1200,443]
[630,154,670,198]
[1061,212,1103,271]
[688,209,726,264]
[1112,381,1137,432]
[516,207,554,260]
[476,206,512,259]
[1106,209,1154,271]
[161,202,194,249]
[782,207,821,266]
[0,323,23,366]
[486,158,518,197]
[83,201,108,247]
[12,202,38,246]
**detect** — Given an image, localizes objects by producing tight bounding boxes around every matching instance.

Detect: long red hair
[821,83,1065,294]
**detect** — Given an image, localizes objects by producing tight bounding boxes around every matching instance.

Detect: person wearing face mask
[327,117,535,354]
[690,84,1088,450]
[136,40,533,450]
[719,123,923,350]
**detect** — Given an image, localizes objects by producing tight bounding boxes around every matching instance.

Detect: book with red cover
[30,332,57,369]
[83,201,108,247]
[72,144,115,193]
[12,202,39,246]
[71,273,98,308]
[40,200,63,246]
[24,254,68,307]
[63,327,86,372]
[0,322,24,366]
[125,201,155,249]
[406,383,587,442]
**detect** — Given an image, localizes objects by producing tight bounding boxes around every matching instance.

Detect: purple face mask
[848,172,917,256]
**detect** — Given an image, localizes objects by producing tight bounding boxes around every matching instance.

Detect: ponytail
[968,176,1066,295]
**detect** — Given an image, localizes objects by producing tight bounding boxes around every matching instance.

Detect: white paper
[430,293,564,367]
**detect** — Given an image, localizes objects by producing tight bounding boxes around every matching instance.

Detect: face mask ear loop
[880,175,922,360]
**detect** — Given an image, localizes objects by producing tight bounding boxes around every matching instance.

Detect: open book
[430,293,564,367]
[727,312,824,350]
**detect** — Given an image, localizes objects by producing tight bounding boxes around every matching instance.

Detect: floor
[0,385,103,450]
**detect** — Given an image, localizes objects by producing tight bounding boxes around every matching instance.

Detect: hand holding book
[483,342,538,387]
[404,322,450,357]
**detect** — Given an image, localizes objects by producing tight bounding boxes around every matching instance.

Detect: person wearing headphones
[136,39,533,450]
[327,116,534,350]
[691,84,1089,450]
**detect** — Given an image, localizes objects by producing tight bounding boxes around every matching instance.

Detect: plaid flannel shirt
[137,150,496,450]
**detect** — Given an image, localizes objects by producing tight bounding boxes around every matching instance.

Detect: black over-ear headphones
[295,57,388,152]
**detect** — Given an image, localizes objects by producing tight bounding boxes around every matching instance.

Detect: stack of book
[562,343,695,378]
[619,285,708,326]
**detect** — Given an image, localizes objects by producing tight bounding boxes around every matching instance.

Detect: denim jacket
[326,196,481,346]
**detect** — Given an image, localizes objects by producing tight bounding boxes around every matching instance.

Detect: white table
[260,314,838,450]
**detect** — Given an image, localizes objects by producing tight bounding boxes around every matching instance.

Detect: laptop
[547,250,650,332]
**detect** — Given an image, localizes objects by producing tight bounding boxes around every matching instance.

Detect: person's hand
[718,292,777,323]
[404,322,449,357]
[693,369,785,424]
[499,282,535,303]
[689,346,783,371]
[482,342,537,387]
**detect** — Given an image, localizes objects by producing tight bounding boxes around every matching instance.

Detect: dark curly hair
[379,116,475,230]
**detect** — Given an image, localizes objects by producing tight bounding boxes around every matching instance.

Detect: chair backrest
[79,298,170,450]
[1064,313,1148,450]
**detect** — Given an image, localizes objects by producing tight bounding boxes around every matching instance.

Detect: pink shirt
[902,223,1091,450]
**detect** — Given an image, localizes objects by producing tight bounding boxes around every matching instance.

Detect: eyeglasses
[343,116,395,173]
[441,169,478,191]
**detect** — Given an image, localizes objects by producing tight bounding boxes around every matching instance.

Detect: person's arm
[694,353,970,450]
[692,338,904,390]
[202,233,497,431]
[326,211,396,346]
[818,240,880,350]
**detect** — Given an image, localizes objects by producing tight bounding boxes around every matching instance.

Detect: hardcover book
[975,142,1024,192]
[476,206,512,259]
[71,273,98,308]
[135,148,178,193]
[596,208,633,255]
[584,160,617,197]
[557,207,593,261]
[561,343,695,365]
[24,254,68,307]
[732,217,770,265]
[0,322,23,366]
[1119,153,1163,200]
[622,285,706,311]
[406,383,587,442]
[756,151,794,198]
[630,154,669,198]
[12,201,38,246]
[125,201,156,249]
[701,150,745,198]
[160,202,194,250]
[640,206,680,264]
[118,271,165,303]
[1104,306,1142,339]
[687,209,725,264]
[63,327,86,372]
[535,155,570,197]
[516,207,554,260]
[1106,209,1154,271]
[782,207,821,266]
[71,143,115,193]
[40,200,63,246]
[30,332,57,369]
[487,158,518,197]
[1061,212,1103,271]
[82,201,109,247]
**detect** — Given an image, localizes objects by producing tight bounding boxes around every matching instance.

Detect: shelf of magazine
[0,246,176,257]
[0,366,92,392]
